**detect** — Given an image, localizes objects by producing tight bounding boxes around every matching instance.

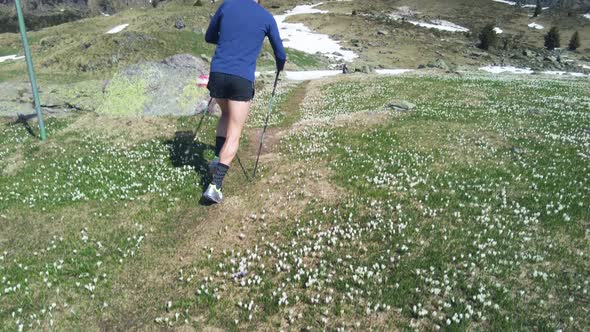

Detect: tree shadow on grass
[164,130,215,206]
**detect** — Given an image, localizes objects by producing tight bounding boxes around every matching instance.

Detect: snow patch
[375,69,414,75]
[528,22,544,30]
[493,1,548,9]
[583,13,590,20]
[493,27,503,34]
[480,65,587,77]
[408,19,469,32]
[543,71,588,77]
[388,8,468,33]
[101,12,110,17]
[285,70,342,80]
[106,24,129,34]
[493,0,517,5]
[0,54,25,63]
[274,3,357,62]
[479,66,534,74]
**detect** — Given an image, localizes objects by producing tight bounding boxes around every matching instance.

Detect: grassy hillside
[299,0,590,68]
[0,2,325,83]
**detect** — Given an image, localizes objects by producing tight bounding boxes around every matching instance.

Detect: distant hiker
[342,64,349,74]
[203,0,287,204]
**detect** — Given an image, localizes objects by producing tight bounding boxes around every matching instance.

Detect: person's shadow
[165,131,215,206]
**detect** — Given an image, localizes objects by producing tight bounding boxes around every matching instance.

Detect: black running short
[207,72,255,102]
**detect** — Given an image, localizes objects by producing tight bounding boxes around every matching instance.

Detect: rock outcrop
[98,54,211,116]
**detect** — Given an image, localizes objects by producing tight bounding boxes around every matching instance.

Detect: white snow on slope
[106,24,129,34]
[274,3,357,62]
[408,19,469,32]
[480,66,588,77]
[388,9,468,33]
[285,70,342,80]
[583,13,590,20]
[493,0,517,5]
[493,0,548,9]
[480,66,534,74]
[375,69,414,75]
[528,22,544,30]
[493,27,503,34]
[542,71,588,77]
[0,54,25,63]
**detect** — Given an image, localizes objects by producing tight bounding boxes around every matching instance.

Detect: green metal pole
[14,0,47,141]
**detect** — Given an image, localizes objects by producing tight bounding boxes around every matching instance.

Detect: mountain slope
[0,0,159,32]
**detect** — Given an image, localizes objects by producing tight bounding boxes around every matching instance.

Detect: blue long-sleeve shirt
[205,0,287,82]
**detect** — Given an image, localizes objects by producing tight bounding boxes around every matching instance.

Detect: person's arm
[267,18,287,72]
[205,4,224,44]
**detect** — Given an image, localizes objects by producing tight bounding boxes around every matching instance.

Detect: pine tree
[568,31,580,51]
[478,24,498,50]
[544,27,560,50]
[533,0,542,17]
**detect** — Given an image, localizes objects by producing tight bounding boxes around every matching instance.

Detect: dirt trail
[173,80,341,261]
[248,81,310,156]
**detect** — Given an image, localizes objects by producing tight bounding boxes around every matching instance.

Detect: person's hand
[277,58,287,72]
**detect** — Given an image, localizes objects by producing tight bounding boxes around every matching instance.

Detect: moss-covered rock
[97,72,149,115]
[97,54,210,116]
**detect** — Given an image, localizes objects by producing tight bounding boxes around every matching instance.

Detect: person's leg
[204,73,254,203]
[214,98,229,158]
[210,100,250,191]
[219,100,250,166]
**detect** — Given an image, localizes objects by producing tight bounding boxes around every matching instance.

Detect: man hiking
[203,0,287,204]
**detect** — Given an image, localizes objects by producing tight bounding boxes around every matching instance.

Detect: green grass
[0,113,216,330]
[1,74,589,331]
[173,74,589,330]
[0,47,19,57]
[284,48,325,69]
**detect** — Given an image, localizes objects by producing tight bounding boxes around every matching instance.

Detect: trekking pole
[194,98,214,136]
[252,71,280,178]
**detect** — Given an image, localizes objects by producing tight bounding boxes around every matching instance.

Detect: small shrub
[478,24,498,50]
[533,0,542,17]
[544,26,560,50]
[568,31,580,51]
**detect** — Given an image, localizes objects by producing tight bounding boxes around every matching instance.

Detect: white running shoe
[203,183,223,204]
